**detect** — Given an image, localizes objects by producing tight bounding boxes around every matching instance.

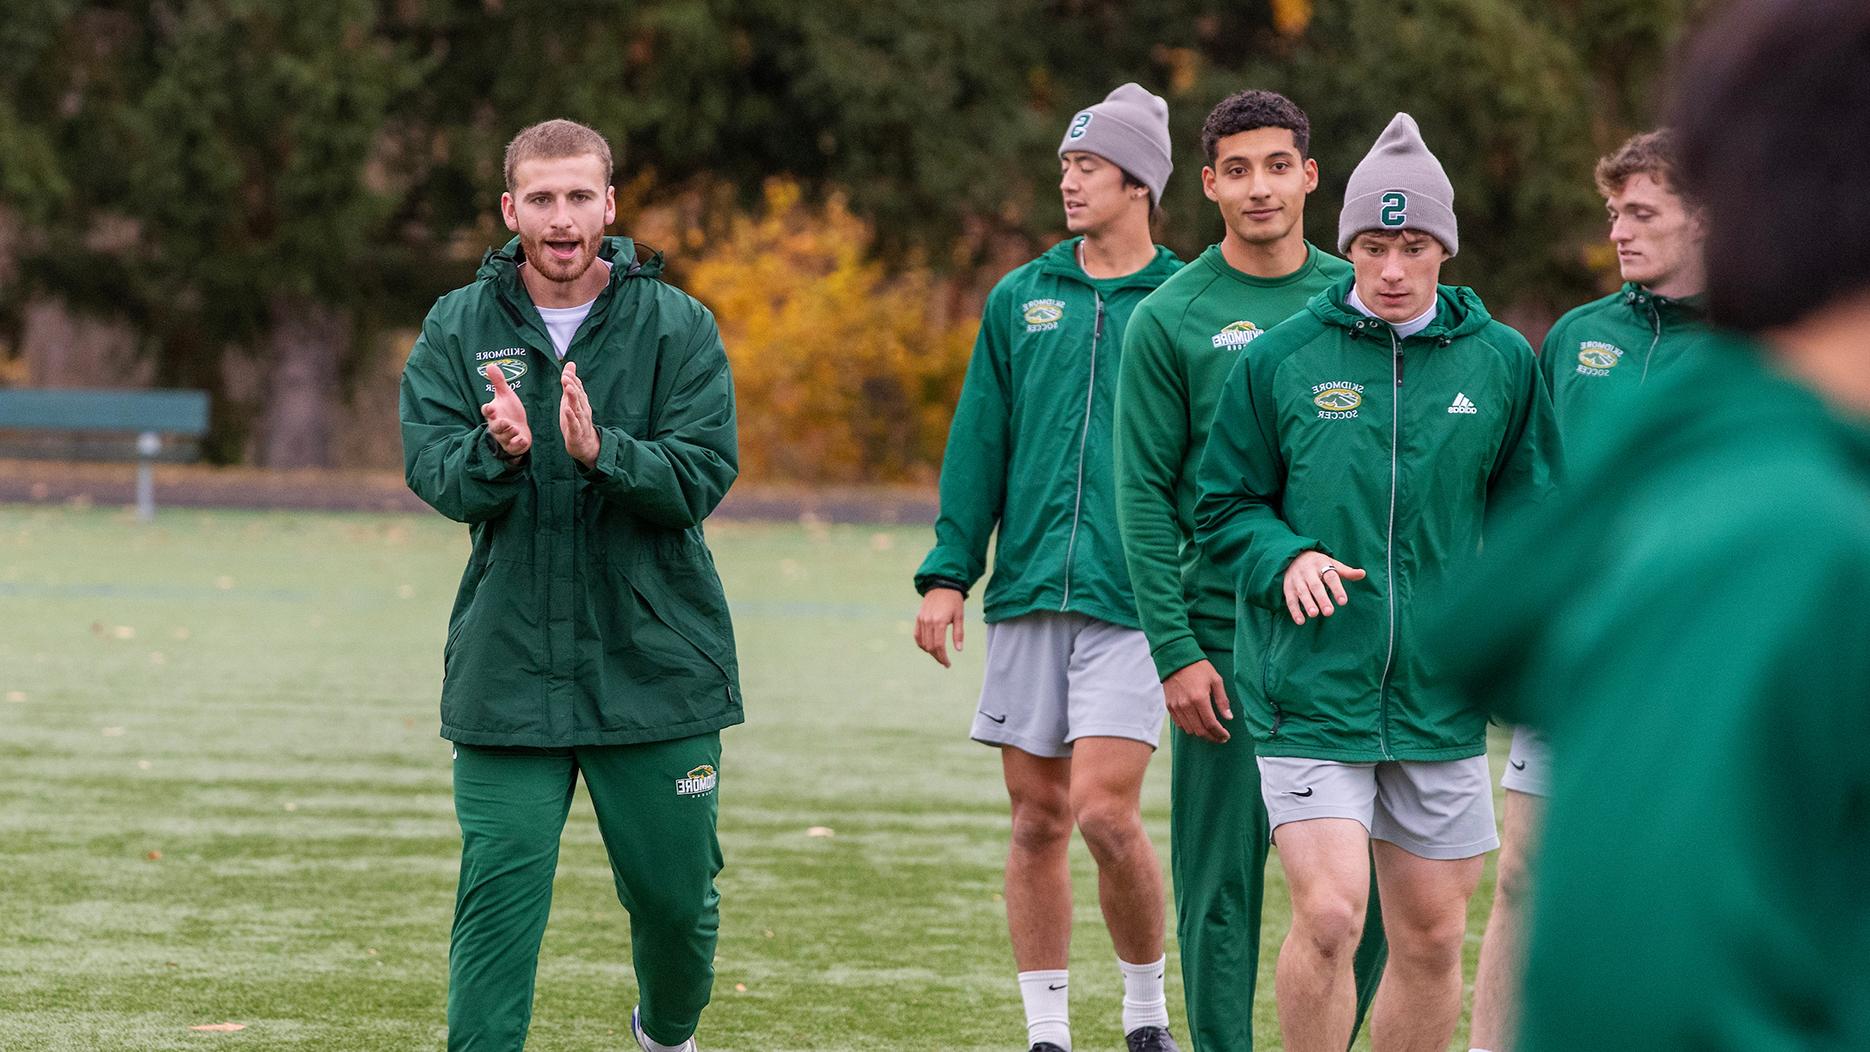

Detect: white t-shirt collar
[1346,286,1438,339]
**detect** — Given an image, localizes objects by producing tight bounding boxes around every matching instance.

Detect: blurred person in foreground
[1466,127,1713,1052]
[1445,1,1870,1048]
[913,83,1185,1052]
[1114,88,1387,1051]
[400,119,740,1052]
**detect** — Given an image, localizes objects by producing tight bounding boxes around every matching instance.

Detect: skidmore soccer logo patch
[676,764,718,797]
[1212,320,1264,349]
[1576,341,1623,377]
[1312,381,1364,420]
[1022,299,1066,332]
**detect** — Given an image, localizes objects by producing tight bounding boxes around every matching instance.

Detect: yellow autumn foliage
[685,180,976,484]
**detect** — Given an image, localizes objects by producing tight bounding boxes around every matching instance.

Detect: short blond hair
[503,119,613,192]
[1594,129,1681,197]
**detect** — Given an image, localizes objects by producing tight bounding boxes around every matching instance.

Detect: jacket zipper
[1641,299,1663,383]
[1377,327,1403,760]
[1060,290,1105,611]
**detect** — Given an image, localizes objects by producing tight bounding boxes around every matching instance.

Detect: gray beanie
[1058,83,1173,206]
[1338,113,1458,256]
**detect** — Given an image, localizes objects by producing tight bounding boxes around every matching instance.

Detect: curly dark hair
[1200,90,1311,165]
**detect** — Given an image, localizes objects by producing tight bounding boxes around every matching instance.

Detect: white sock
[1119,955,1170,1033]
[1017,969,1071,1050]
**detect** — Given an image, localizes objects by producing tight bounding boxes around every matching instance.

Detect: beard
[521,229,603,285]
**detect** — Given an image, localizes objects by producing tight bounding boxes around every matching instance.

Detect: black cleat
[1125,1025,1182,1052]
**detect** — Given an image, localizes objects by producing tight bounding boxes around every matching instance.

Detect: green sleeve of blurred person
[915,282,1016,595]
[576,312,739,530]
[1115,297,1206,679]
[400,311,529,524]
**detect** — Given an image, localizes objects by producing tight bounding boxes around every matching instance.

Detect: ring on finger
[1320,566,1338,576]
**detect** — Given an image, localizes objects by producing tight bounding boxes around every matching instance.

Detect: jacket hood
[477,235,665,285]
[1034,237,1182,289]
[1310,275,1493,342]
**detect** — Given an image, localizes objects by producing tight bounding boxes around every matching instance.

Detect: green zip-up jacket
[1116,242,1352,680]
[915,238,1183,627]
[400,235,743,748]
[1542,281,1711,438]
[1440,335,1870,1051]
[1194,278,1560,761]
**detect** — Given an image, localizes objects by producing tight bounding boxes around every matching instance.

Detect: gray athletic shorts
[1500,724,1551,797]
[970,611,1165,758]
[1258,755,1499,860]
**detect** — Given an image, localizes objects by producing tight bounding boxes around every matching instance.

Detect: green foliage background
[0,0,1703,466]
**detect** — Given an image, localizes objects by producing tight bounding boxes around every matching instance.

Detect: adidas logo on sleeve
[1448,392,1478,414]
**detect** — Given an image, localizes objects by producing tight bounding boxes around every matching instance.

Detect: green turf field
[0,505,1504,1050]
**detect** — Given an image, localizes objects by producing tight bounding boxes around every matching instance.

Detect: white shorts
[1500,724,1551,797]
[1258,754,1499,860]
[971,611,1165,758]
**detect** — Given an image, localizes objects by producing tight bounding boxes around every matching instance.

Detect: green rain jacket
[1442,334,1870,1051]
[1194,278,1560,761]
[400,236,743,748]
[1542,281,1712,437]
[915,238,1183,627]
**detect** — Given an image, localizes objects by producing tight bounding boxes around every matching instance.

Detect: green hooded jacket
[1542,282,1712,437]
[1194,277,1560,761]
[915,238,1183,627]
[1441,334,1870,1051]
[400,235,743,748]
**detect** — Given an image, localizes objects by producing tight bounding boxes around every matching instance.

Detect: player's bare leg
[1003,747,1075,969]
[1067,736,1164,962]
[1273,818,1372,1052]
[1470,790,1542,1051]
[1369,840,1486,1052]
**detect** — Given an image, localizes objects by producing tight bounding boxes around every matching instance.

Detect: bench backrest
[0,389,211,436]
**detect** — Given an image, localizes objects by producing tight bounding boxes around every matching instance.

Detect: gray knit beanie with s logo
[1338,112,1458,256]
[1059,83,1174,206]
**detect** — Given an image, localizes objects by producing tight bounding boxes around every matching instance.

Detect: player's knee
[625,880,716,934]
[1009,797,1073,853]
[1494,842,1536,906]
[1384,907,1466,969]
[1070,795,1143,857]
[1291,892,1365,957]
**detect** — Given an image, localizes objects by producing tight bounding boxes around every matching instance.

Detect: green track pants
[446,733,723,1051]
[1170,647,1387,1050]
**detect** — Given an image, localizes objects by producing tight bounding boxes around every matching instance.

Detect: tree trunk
[260,295,348,469]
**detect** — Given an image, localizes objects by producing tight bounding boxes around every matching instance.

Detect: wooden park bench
[0,389,211,521]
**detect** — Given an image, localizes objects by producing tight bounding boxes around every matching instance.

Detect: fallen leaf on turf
[734,983,747,993]
[137,760,152,770]
[149,652,166,665]
[103,726,125,737]
[284,802,298,812]
[91,622,105,638]
[396,584,415,599]
[763,929,774,939]
[4,691,24,703]
[146,850,162,861]
[806,826,834,838]
[173,626,192,641]
[113,625,135,640]
[214,576,234,590]
[870,532,895,551]
[189,1022,245,1032]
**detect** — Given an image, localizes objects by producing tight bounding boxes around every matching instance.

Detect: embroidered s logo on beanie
[1067,112,1093,139]
[1380,191,1409,227]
